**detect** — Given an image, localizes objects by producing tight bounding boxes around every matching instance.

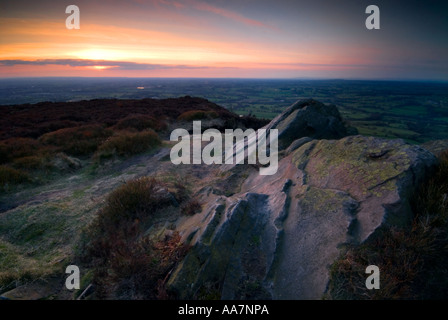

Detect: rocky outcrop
[167,100,437,300]
[265,99,357,150]
[218,99,356,174]
[292,136,436,239]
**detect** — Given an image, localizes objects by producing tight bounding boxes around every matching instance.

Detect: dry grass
[181,198,202,216]
[12,155,47,171]
[39,125,112,156]
[327,150,448,299]
[177,110,219,122]
[0,138,42,164]
[0,165,32,190]
[0,138,56,174]
[95,129,161,161]
[80,177,190,299]
[113,114,167,132]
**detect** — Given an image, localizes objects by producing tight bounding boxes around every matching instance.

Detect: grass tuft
[181,198,202,216]
[0,138,42,164]
[12,155,47,171]
[39,125,112,156]
[0,165,32,190]
[80,177,189,299]
[95,129,161,162]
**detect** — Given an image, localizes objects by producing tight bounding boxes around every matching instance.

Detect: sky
[0,0,447,80]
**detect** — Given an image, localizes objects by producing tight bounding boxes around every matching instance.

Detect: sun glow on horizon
[89,65,111,70]
[73,49,132,62]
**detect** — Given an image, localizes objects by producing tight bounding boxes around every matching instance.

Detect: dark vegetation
[177,110,219,121]
[180,197,202,216]
[328,150,448,299]
[0,96,268,190]
[0,165,32,190]
[79,177,192,299]
[39,125,113,156]
[95,129,161,161]
[113,114,168,132]
[0,96,265,140]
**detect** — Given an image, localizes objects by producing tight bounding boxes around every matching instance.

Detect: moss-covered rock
[292,135,437,240]
[169,134,436,300]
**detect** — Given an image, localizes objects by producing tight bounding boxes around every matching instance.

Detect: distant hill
[0,96,269,140]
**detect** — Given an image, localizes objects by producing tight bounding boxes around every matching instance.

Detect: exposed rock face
[265,99,357,150]
[167,100,437,300]
[218,99,356,174]
[292,136,438,240]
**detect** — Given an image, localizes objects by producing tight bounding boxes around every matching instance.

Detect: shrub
[37,120,79,135]
[39,125,112,156]
[412,149,448,221]
[181,198,202,215]
[327,227,434,299]
[0,165,31,190]
[0,138,41,163]
[12,155,47,170]
[91,227,188,300]
[177,110,219,122]
[96,129,161,160]
[81,177,189,299]
[114,114,167,132]
[96,177,171,226]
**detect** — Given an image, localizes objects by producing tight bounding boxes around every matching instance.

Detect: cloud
[0,59,208,70]
[2,59,414,73]
[149,0,273,29]
[186,0,271,29]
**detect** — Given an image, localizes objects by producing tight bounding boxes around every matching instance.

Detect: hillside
[0,96,268,140]
[0,97,447,300]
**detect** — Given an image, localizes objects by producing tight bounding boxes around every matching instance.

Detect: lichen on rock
[167,100,437,300]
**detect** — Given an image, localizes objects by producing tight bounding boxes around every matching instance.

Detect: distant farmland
[1,78,447,143]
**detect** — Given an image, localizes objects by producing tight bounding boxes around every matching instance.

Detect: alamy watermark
[365,265,380,289]
[365,5,380,30]
[65,5,380,30]
[65,5,80,29]
[170,121,278,175]
[65,265,80,290]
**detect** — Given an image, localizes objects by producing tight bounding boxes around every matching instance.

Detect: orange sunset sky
[0,0,447,79]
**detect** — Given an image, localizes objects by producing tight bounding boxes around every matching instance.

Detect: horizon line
[1,76,447,83]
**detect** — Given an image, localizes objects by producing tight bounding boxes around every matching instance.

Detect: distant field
[1,78,447,143]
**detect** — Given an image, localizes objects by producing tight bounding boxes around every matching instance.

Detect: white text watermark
[170,121,278,175]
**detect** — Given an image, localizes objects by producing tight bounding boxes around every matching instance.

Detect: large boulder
[265,99,357,150]
[219,99,356,174]
[168,134,436,299]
